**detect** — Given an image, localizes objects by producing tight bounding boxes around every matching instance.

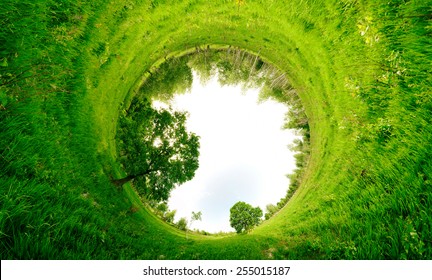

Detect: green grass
[1,0,431,259]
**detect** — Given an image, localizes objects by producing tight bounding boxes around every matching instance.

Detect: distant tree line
[138,55,193,102]
[145,199,208,234]
[114,47,310,232]
[188,48,311,221]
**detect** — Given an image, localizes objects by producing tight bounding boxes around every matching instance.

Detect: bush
[176,217,188,231]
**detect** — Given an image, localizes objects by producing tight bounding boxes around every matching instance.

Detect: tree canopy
[140,56,193,102]
[229,201,263,233]
[191,211,202,223]
[113,98,200,201]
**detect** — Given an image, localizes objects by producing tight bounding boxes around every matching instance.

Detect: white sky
[156,73,299,233]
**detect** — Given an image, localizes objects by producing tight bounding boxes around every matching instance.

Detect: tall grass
[1,0,431,259]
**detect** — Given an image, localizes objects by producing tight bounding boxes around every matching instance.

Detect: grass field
[1,0,431,259]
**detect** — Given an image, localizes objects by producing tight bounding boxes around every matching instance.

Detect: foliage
[189,48,289,92]
[188,48,311,216]
[176,217,188,231]
[164,210,177,224]
[114,97,200,201]
[145,199,177,223]
[265,204,278,220]
[1,0,431,260]
[191,211,202,226]
[156,201,169,214]
[230,201,263,233]
[139,56,193,102]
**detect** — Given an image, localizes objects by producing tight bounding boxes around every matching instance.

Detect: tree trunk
[111,174,137,186]
[111,169,152,186]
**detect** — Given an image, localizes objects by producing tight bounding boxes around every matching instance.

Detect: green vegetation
[1,0,431,259]
[230,202,263,233]
[113,96,200,201]
[145,48,311,219]
[137,56,193,103]
[183,47,312,221]
[264,204,278,220]
[176,217,188,232]
[155,202,172,222]
[190,211,202,229]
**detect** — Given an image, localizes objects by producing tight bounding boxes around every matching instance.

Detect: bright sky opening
[157,73,300,233]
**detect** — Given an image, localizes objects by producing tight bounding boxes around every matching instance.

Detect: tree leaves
[115,97,200,201]
[229,201,262,233]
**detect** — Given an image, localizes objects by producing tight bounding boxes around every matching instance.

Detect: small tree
[265,203,278,220]
[164,210,176,224]
[190,211,202,228]
[112,98,200,202]
[156,201,168,215]
[185,211,202,239]
[229,201,263,233]
[176,217,188,231]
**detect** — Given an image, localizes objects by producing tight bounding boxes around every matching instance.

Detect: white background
[2,260,430,280]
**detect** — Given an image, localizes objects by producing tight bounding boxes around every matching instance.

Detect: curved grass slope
[1,0,431,259]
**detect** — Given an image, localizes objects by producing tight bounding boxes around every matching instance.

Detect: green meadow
[1,0,431,259]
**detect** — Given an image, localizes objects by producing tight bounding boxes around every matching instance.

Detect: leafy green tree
[229,201,263,233]
[186,210,202,238]
[112,98,200,202]
[176,217,188,231]
[264,203,278,220]
[140,56,193,102]
[187,47,217,84]
[156,201,169,214]
[191,210,202,223]
[189,211,202,230]
[164,210,176,224]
